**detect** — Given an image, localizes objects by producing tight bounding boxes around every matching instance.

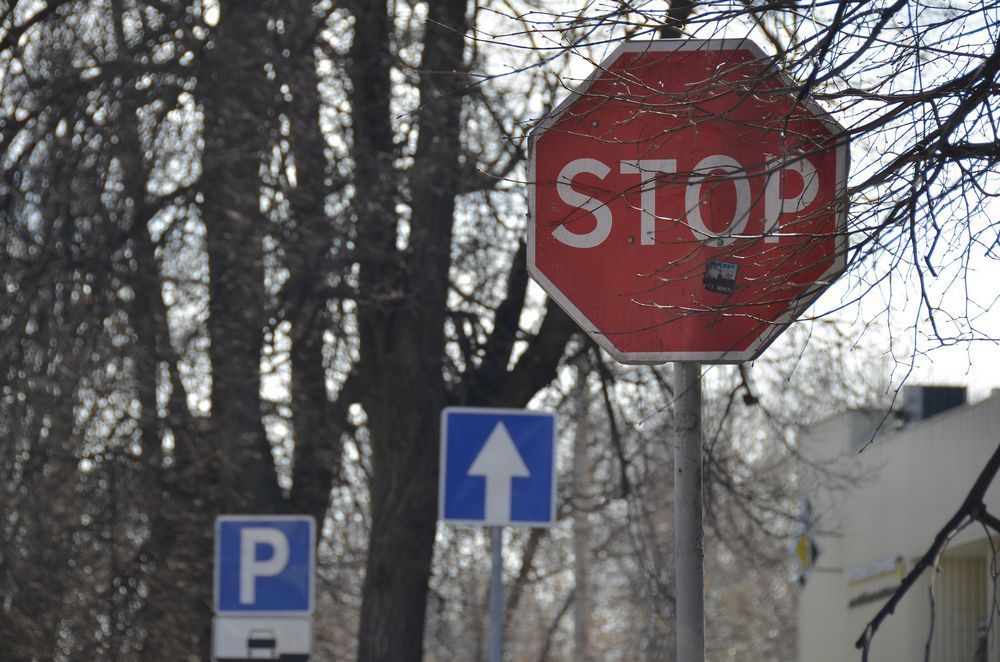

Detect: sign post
[439,407,557,662]
[674,362,704,659]
[527,38,849,661]
[489,526,504,662]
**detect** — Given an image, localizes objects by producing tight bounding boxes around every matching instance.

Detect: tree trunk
[358,390,446,660]
[200,2,282,514]
[281,0,350,526]
[353,0,470,658]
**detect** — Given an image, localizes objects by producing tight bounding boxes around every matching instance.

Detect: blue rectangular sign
[439,407,556,527]
[214,515,315,615]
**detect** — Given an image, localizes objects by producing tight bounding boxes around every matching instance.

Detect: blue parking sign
[215,516,315,614]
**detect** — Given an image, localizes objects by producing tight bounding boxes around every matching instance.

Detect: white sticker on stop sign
[704,259,738,294]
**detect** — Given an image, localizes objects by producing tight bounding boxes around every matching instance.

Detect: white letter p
[240,528,290,605]
[764,156,818,243]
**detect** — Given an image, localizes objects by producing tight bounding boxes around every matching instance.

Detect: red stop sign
[528,39,849,363]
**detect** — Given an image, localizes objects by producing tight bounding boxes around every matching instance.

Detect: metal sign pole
[573,362,592,662]
[489,526,504,662]
[674,361,705,661]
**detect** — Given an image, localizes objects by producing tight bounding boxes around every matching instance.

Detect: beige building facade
[797,388,1000,662]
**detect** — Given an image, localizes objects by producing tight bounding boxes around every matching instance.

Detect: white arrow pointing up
[468,422,531,525]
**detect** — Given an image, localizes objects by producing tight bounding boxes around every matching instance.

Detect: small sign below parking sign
[213,615,311,662]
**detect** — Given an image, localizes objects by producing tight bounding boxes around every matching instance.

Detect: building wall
[931,557,987,662]
[797,391,1000,662]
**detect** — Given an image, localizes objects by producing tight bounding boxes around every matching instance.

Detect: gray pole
[673,361,705,662]
[489,526,504,662]
[573,364,592,662]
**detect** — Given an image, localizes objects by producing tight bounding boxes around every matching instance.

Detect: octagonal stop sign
[528,39,849,363]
